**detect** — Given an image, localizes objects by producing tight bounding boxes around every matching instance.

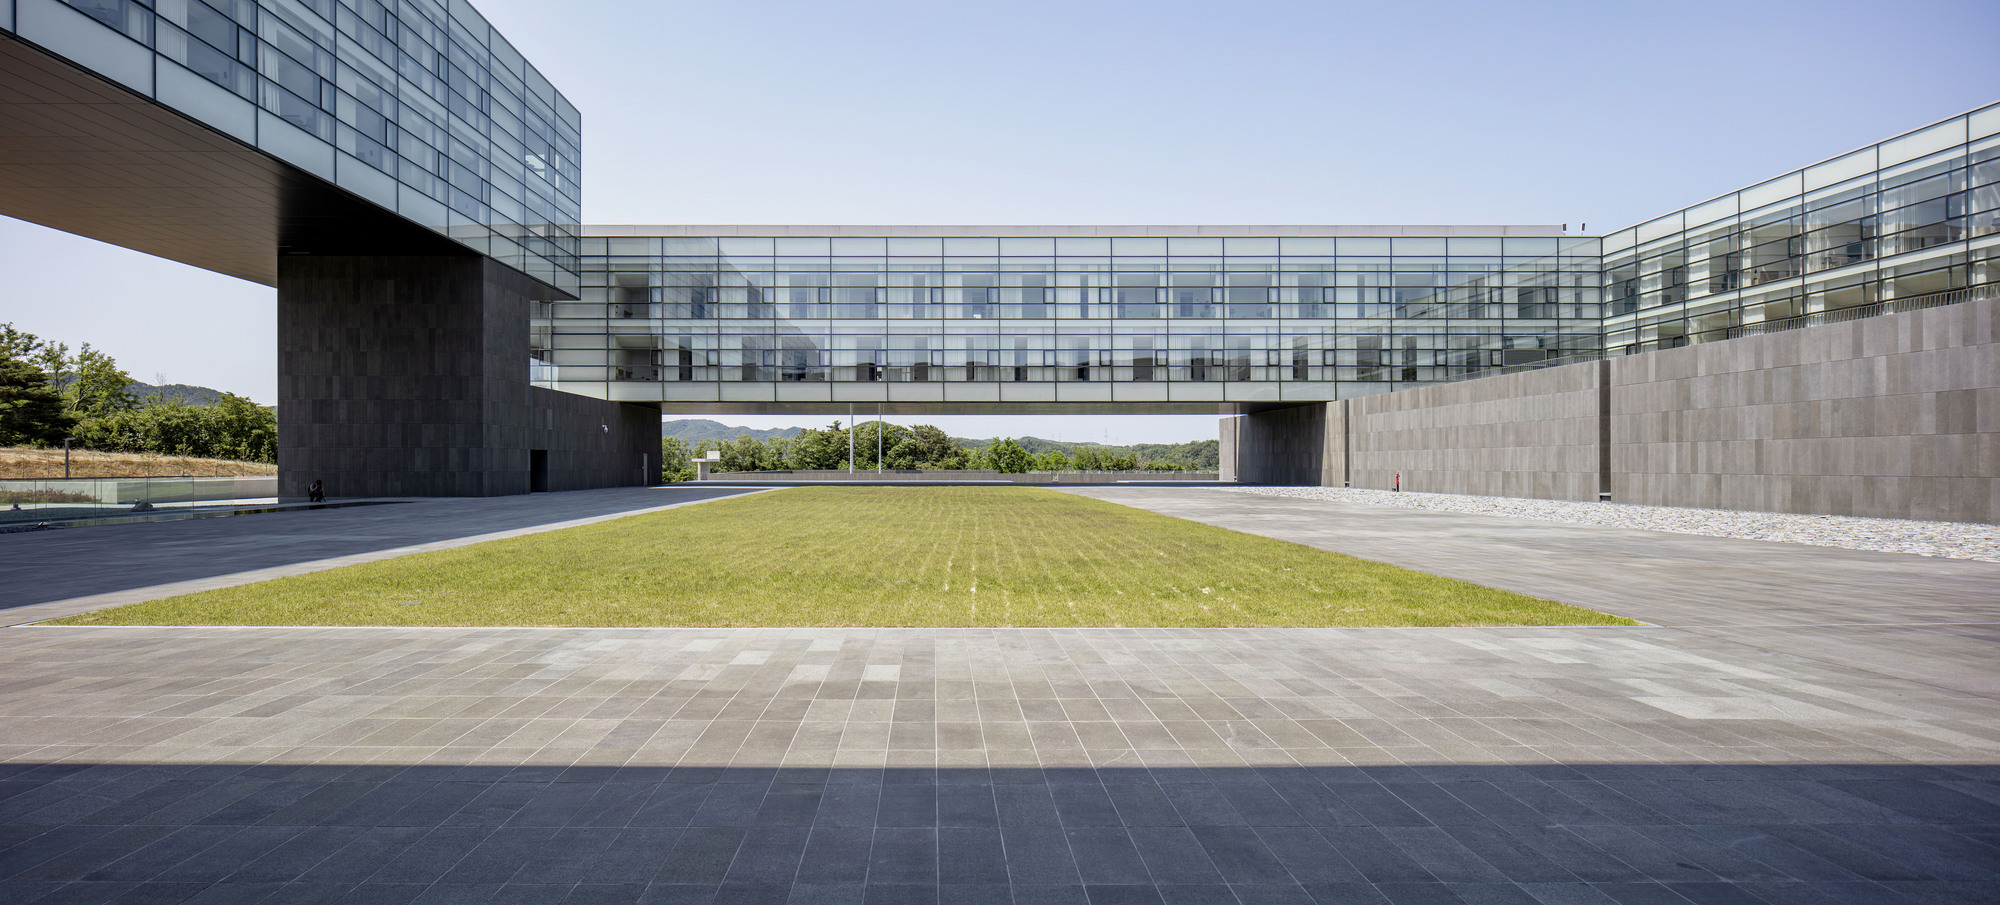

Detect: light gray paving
[1067,486,2000,699]
[0,486,1997,904]
[1227,485,2000,562]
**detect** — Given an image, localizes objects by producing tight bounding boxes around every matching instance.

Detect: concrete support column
[278,255,657,499]
[1218,416,1239,482]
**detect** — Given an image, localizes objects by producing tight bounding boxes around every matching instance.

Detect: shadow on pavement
[1,761,1995,904]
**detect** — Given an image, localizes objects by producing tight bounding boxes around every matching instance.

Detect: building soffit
[0,33,540,291]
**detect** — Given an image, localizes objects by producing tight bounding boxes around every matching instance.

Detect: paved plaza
[2,487,1997,904]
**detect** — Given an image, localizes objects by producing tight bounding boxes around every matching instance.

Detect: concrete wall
[1611,297,1997,522]
[1218,416,1237,482]
[1348,361,1606,501]
[1227,298,1997,522]
[1321,399,1348,488]
[278,255,656,499]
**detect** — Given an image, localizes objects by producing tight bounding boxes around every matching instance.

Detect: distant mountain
[125,381,225,406]
[49,376,233,406]
[662,419,804,443]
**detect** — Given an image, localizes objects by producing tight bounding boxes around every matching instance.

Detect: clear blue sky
[3,0,1996,444]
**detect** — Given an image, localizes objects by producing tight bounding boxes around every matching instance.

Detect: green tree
[0,322,44,360]
[84,397,204,457]
[787,421,849,470]
[713,433,780,472]
[31,340,70,399]
[1128,439,1221,470]
[885,423,964,468]
[64,344,135,420]
[1072,447,1106,471]
[661,436,694,482]
[78,394,277,462]
[204,393,276,462]
[986,437,1034,474]
[767,434,795,468]
[0,357,75,447]
[850,420,910,468]
[1,325,279,463]
[1037,450,1071,471]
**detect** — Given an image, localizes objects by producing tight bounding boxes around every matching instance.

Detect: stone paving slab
[1063,487,2000,700]
[0,625,1996,905]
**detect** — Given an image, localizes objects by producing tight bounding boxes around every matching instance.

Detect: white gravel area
[1222,486,2000,563]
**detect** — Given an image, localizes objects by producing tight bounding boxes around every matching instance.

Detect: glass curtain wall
[1604,102,2000,354]
[538,233,1602,405]
[5,0,583,293]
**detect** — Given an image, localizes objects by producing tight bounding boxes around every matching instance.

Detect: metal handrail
[1440,281,1997,384]
[1435,350,1606,384]
[1716,282,1997,341]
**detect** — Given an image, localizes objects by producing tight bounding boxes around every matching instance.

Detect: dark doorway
[529,449,549,492]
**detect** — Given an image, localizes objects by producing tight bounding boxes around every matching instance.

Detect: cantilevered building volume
[2,1,1995,519]
[1,0,652,499]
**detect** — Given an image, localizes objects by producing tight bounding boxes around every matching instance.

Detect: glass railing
[0,475,278,525]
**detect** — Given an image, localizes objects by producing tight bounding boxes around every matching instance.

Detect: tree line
[0,324,277,463]
[959,435,1220,471]
[660,421,1212,481]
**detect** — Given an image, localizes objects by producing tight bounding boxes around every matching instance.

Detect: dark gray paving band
[0,486,772,624]
[0,625,1995,905]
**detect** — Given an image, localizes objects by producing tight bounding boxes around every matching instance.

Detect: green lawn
[54,486,1634,628]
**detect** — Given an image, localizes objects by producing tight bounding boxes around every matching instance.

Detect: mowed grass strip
[54,486,1634,628]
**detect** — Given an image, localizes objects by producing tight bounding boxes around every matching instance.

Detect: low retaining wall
[1223,296,1997,522]
[0,476,278,505]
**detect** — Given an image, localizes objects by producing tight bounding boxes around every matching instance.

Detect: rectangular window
[61,0,153,44]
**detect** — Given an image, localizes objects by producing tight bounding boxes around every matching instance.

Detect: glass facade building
[532,102,2000,413]
[6,0,1994,417]
[541,228,1604,411]
[1,0,582,293]
[1604,104,2000,353]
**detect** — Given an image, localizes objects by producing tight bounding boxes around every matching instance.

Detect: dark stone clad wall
[278,255,656,499]
[1611,296,1998,522]
[1233,404,1328,485]
[524,385,660,492]
[1225,403,1348,486]
[1225,299,1996,522]
[1347,361,1606,501]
